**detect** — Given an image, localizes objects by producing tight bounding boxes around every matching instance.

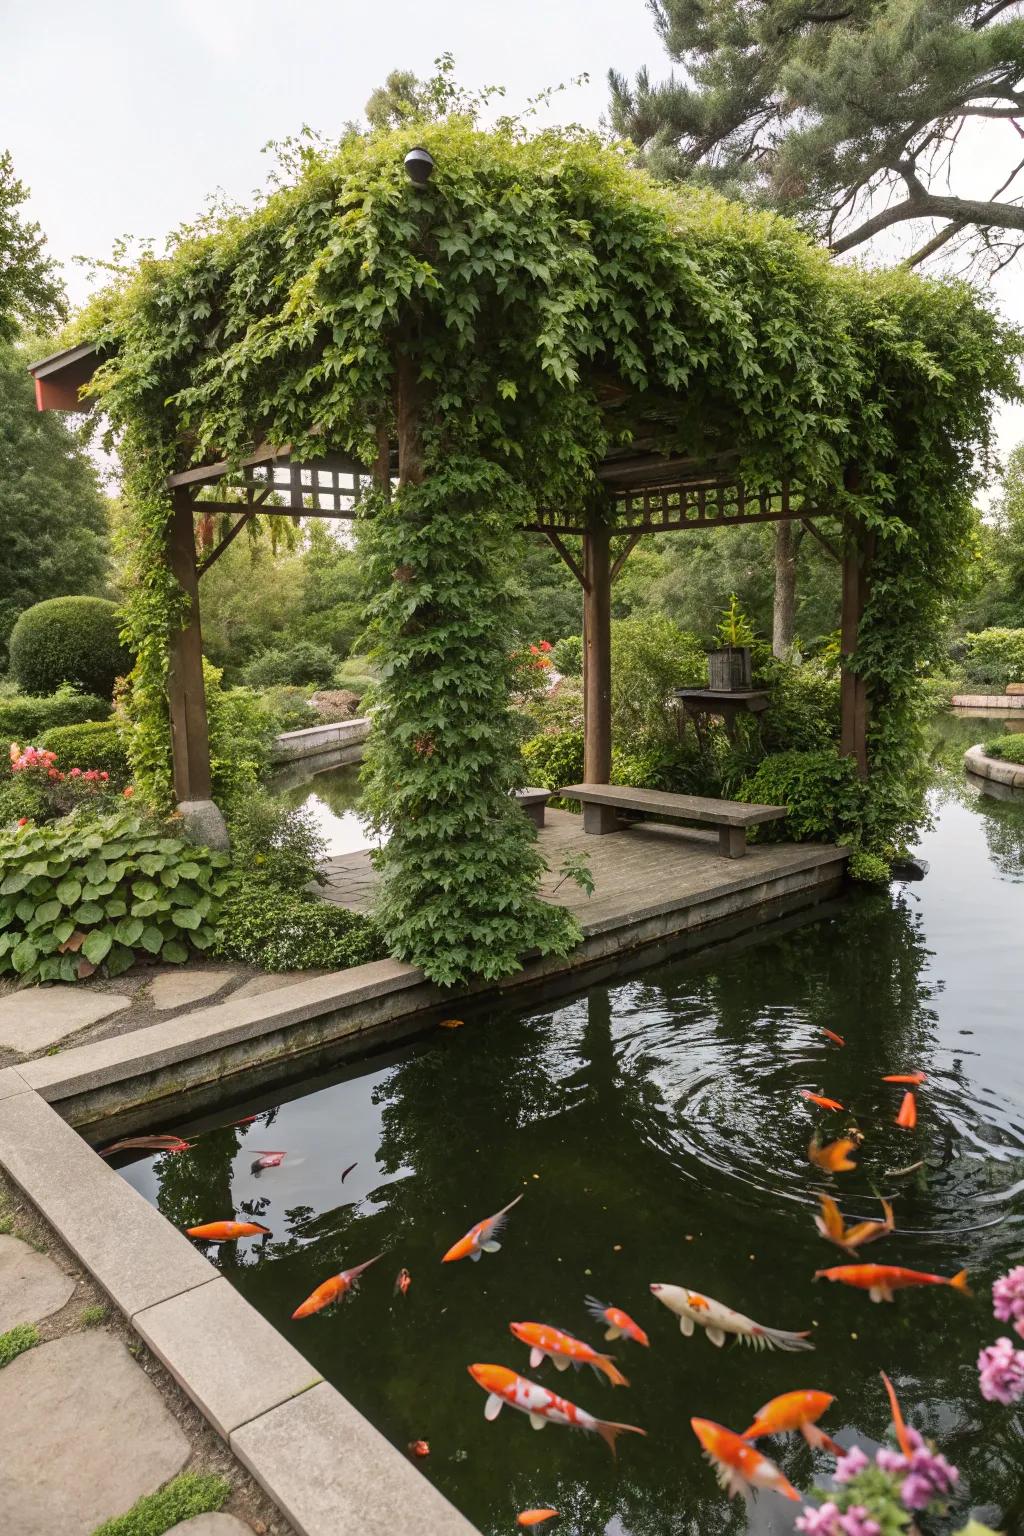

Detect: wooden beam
[196,511,255,577]
[542,529,589,590]
[522,505,836,535]
[801,518,842,562]
[166,490,213,804]
[582,518,612,784]
[610,530,643,584]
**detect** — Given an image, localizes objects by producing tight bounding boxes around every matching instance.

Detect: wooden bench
[513,786,552,828]
[557,782,786,858]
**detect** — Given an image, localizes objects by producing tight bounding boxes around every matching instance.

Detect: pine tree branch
[972,0,1022,28]
[903,221,967,268]
[831,189,1024,254]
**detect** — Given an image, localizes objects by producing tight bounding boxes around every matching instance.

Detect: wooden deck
[321,809,848,968]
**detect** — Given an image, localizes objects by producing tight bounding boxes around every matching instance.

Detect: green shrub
[610,615,706,742]
[0,773,48,828]
[226,796,327,892]
[962,628,1024,689]
[260,685,316,731]
[213,878,386,971]
[0,690,110,741]
[39,720,130,783]
[333,655,380,697]
[552,634,583,676]
[0,1322,39,1368]
[984,735,1024,764]
[0,810,231,984]
[242,640,336,689]
[921,673,965,710]
[8,598,130,699]
[736,748,865,844]
[761,661,840,752]
[204,663,278,808]
[89,1472,230,1536]
[522,728,585,790]
[611,739,702,793]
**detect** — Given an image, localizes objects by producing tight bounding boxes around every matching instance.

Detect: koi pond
[118,713,1024,1533]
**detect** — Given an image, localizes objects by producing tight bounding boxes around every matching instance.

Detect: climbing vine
[73,114,1021,983]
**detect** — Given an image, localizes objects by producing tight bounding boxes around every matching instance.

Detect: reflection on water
[268,760,373,856]
[119,716,1024,1534]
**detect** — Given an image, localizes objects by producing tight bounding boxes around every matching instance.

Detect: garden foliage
[72,113,1021,979]
[984,735,1024,765]
[0,690,110,740]
[962,628,1024,690]
[39,720,129,782]
[8,596,130,699]
[0,811,231,983]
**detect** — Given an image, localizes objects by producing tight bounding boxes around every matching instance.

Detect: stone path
[0,1232,74,1330]
[0,985,129,1054]
[0,1329,190,1536]
[168,1519,254,1536]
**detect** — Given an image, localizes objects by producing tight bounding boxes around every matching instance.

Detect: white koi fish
[649,1282,813,1351]
[467,1364,645,1455]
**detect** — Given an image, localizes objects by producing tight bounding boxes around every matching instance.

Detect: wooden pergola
[30,343,871,811]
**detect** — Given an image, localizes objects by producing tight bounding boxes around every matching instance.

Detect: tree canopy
[610,0,1024,273]
[0,340,110,659]
[71,116,1021,981]
[0,151,65,340]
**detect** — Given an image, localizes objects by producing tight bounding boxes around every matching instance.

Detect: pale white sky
[4,0,1022,464]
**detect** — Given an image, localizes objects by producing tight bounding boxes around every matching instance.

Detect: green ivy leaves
[0,811,231,984]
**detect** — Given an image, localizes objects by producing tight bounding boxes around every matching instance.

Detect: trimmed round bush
[39,720,130,783]
[984,735,1024,765]
[8,598,130,699]
[242,640,336,689]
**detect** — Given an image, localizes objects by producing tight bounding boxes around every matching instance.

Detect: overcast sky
[4,0,1022,463]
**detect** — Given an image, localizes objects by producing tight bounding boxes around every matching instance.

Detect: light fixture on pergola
[29,343,870,814]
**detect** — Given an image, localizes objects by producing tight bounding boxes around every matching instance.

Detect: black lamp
[404,147,435,186]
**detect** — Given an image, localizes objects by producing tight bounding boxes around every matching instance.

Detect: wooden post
[166,490,213,803]
[582,517,612,786]
[839,518,872,780]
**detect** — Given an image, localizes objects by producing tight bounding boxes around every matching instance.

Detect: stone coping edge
[952,694,1024,709]
[964,743,1024,789]
[0,1084,476,1536]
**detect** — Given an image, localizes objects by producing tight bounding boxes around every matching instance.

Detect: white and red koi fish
[467,1364,645,1455]
[585,1297,649,1347]
[291,1254,382,1318]
[442,1194,523,1263]
[650,1283,813,1351]
[510,1322,628,1386]
[691,1418,800,1501]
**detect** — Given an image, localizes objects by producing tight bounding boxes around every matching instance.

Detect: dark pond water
[119,714,1024,1534]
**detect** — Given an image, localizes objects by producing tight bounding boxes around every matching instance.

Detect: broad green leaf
[162,940,189,964]
[175,862,201,880]
[131,899,159,917]
[34,900,62,926]
[15,897,35,923]
[82,930,112,965]
[132,881,158,901]
[11,939,38,974]
[75,901,104,924]
[52,919,75,944]
[137,854,165,876]
[0,872,30,895]
[105,899,128,918]
[83,857,106,885]
[171,908,202,930]
[138,925,164,955]
[105,944,135,977]
[56,879,83,907]
[114,918,144,947]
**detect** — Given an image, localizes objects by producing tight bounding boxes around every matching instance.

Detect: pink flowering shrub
[3,741,128,825]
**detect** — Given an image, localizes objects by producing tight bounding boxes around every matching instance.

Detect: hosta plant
[0,810,231,983]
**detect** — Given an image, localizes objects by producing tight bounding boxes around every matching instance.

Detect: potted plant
[708,594,754,691]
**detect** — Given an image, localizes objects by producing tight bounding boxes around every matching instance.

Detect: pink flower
[70,767,81,777]
[538,639,552,652]
[834,1445,869,1484]
[796,1504,841,1536]
[16,817,27,827]
[993,1267,1024,1339]
[838,1509,881,1536]
[100,771,109,781]
[122,786,135,799]
[978,1337,1024,1405]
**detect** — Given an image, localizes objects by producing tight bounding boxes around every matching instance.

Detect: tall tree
[0,151,65,340]
[610,0,1024,274]
[0,341,110,657]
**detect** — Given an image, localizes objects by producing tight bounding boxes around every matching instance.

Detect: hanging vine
[72,116,1021,983]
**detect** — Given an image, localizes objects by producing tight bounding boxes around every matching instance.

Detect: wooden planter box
[707,646,753,692]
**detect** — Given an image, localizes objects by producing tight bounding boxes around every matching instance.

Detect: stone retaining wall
[952,694,1024,710]
[964,744,1024,790]
[269,716,370,764]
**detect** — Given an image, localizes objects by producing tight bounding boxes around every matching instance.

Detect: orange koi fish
[186,1219,270,1241]
[880,1370,914,1457]
[814,1194,895,1255]
[690,1418,800,1501]
[395,1267,412,1296]
[895,1091,917,1129]
[742,1390,842,1455]
[291,1253,382,1318]
[510,1322,628,1386]
[442,1194,523,1263]
[517,1512,559,1527]
[808,1137,860,1174]
[101,1135,191,1156]
[585,1297,650,1347]
[467,1364,645,1456]
[883,1072,926,1085]
[802,1091,845,1112]
[821,1029,846,1047]
[814,1262,970,1303]
[408,1439,430,1457]
[438,1018,465,1029]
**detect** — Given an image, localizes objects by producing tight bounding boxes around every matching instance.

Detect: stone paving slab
[134,1276,322,1439]
[0,985,130,1054]
[166,1517,254,1535]
[0,1089,217,1317]
[230,1381,476,1536]
[0,1329,189,1536]
[151,969,239,1010]
[231,972,323,1001]
[0,1065,31,1100]
[0,1233,75,1331]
